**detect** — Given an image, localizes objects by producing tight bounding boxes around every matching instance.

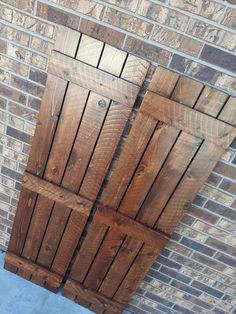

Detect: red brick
[219,179,236,195]
[0,54,28,77]
[104,8,153,39]
[0,83,27,105]
[79,19,125,49]
[8,102,38,123]
[36,2,80,29]
[124,36,171,64]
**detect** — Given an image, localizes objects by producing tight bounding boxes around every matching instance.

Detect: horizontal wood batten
[142,92,236,148]
[48,50,139,106]
[22,172,93,214]
[22,172,169,250]
[95,206,169,250]
[63,279,124,313]
[5,252,62,289]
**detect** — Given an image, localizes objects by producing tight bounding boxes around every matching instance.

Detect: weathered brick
[192,252,226,272]
[7,113,24,130]
[0,83,27,105]
[1,166,22,182]
[221,8,236,30]
[0,39,7,54]
[0,22,30,46]
[181,214,195,226]
[169,0,225,22]
[124,36,171,64]
[0,69,10,84]
[170,54,217,84]
[29,68,47,86]
[173,304,195,314]
[206,173,222,187]
[171,253,205,272]
[11,75,44,98]
[138,0,189,31]
[222,149,235,162]
[187,19,236,52]
[1,0,35,13]
[58,0,104,20]
[219,179,236,195]
[27,96,41,111]
[192,195,207,207]
[171,280,201,297]
[0,55,28,77]
[193,220,235,244]
[145,292,174,308]
[148,269,171,283]
[0,5,13,22]
[214,162,236,181]
[191,281,223,299]
[30,37,53,55]
[200,185,234,206]
[0,97,7,110]
[104,8,153,39]
[210,72,236,95]
[200,45,236,74]
[181,237,215,257]
[214,252,236,267]
[217,218,236,233]
[6,126,32,144]
[12,10,55,39]
[0,156,17,171]
[205,237,236,257]
[167,241,193,257]
[7,43,47,70]
[36,2,80,29]
[159,266,191,284]
[79,19,125,49]
[203,267,236,286]
[183,294,213,310]
[8,102,38,123]
[175,224,207,242]
[152,26,202,57]
[157,256,181,270]
[103,0,138,12]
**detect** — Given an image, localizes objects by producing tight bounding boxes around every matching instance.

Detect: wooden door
[4,25,149,292]
[63,67,236,313]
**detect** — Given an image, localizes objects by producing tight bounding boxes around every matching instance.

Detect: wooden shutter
[4,26,149,292]
[63,67,236,313]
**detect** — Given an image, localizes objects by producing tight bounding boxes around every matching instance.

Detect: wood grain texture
[48,51,140,106]
[63,279,125,314]
[22,172,93,213]
[148,66,179,96]
[5,252,62,291]
[142,92,236,148]
[76,34,104,67]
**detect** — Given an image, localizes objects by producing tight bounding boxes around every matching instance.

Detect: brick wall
[0,0,235,313]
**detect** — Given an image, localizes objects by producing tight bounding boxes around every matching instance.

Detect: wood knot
[98,99,106,108]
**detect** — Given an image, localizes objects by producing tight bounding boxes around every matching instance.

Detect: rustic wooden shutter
[4,25,236,314]
[4,25,149,291]
[62,68,236,313]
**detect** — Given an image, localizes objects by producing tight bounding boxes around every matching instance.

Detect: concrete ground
[0,251,93,314]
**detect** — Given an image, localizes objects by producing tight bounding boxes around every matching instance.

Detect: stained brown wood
[22,172,93,213]
[5,252,62,290]
[49,50,140,106]
[6,29,236,313]
[142,92,235,148]
[63,279,124,314]
[5,25,150,309]
[21,172,170,250]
